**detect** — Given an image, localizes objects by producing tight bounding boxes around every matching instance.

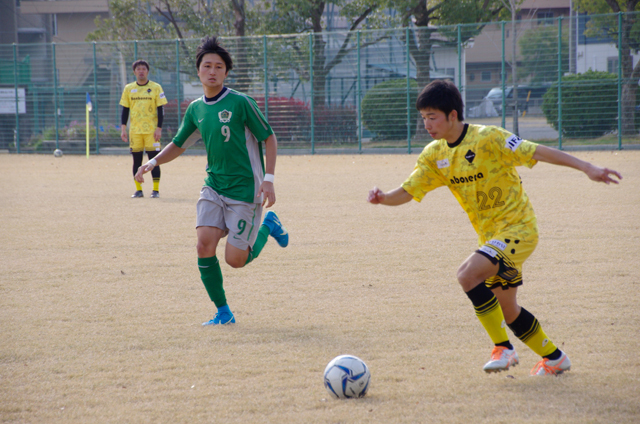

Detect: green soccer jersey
[172,88,274,203]
[402,124,539,244]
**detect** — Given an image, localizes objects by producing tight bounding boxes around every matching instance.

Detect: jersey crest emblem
[218,110,232,123]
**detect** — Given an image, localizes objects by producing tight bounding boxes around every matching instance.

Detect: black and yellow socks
[508,307,559,358]
[466,284,511,347]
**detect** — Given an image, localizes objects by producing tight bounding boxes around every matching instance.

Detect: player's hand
[586,164,622,185]
[134,162,154,183]
[154,127,162,142]
[367,186,385,204]
[120,126,128,143]
[259,181,276,208]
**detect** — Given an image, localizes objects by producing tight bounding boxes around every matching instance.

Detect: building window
[538,11,554,25]
[481,71,491,82]
[469,73,475,81]
[607,57,619,74]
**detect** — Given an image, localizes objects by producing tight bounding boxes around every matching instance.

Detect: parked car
[483,85,550,115]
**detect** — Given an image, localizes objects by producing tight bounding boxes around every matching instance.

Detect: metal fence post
[618,12,622,150]
[309,33,315,154]
[53,43,59,150]
[357,31,362,153]
[263,35,269,122]
[558,17,563,150]
[406,27,411,154]
[457,24,462,90]
[13,43,20,153]
[500,21,506,129]
[93,42,99,153]
[134,40,138,61]
[176,39,181,128]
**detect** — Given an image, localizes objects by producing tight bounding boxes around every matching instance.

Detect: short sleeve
[119,86,130,107]
[401,144,446,202]
[242,96,273,142]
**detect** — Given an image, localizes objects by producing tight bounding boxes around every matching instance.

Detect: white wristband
[147,158,157,167]
[264,173,275,183]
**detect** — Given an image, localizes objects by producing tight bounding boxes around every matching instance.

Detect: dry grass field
[1,151,639,423]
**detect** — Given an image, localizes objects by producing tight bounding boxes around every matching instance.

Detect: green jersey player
[135,36,288,326]
[368,80,622,376]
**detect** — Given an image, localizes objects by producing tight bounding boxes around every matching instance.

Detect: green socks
[198,256,226,308]
[244,225,270,265]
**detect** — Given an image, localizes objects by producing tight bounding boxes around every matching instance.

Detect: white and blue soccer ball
[323,355,371,399]
[53,149,63,157]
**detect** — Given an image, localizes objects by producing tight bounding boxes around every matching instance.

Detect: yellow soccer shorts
[476,232,539,290]
[130,133,161,153]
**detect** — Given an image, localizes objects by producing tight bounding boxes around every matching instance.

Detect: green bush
[362,79,419,140]
[541,70,618,138]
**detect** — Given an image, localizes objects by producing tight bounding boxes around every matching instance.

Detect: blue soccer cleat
[202,306,236,326]
[263,211,289,248]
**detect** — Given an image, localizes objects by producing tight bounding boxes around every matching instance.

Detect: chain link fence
[1,12,639,154]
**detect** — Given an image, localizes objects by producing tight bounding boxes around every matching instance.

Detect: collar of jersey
[203,87,229,105]
[446,123,469,149]
[136,80,150,87]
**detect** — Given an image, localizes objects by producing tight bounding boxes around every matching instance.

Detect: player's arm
[259,133,277,208]
[153,106,164,142]
[532,145,622,184]
[367,186,413,206]
[135,142,185,183]
[120,107,130,142]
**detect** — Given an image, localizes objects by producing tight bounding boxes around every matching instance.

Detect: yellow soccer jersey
[119,80,168,134]
[402,124,539,245]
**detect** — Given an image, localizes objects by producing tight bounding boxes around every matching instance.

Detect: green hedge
[541,70,618,138]
[362,79,419,140]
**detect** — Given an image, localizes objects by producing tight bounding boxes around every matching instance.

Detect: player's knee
[196,242,216,258]
[457,265,479,291]
[225,256,245,269]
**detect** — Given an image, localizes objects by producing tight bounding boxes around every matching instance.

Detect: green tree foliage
[518,25,569,84]
[542,70,618,138]
[574,0,640,135]
[362,79,418,140]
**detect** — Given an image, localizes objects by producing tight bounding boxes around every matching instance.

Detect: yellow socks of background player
[135,180,143,191]
[153,178,160,192]
[198,256,226,307]
[466,284,510,345]
[507,307,558,357]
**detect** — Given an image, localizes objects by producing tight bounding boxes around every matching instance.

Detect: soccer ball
[323,355,371,399]
[53,149,63,157]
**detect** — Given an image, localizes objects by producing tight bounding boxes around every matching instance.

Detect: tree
[574,0,640,135]
[518,25,569,84]
[386,0,509,137]
[252,0,385,106]
[87,0,253,90]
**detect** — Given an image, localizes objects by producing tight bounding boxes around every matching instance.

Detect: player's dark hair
[416,79,465,121]
[195,36,233,72]
[132,59,149,72]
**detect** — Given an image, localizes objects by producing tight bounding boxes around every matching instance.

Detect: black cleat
[150,190,160,198]
[131,190,143,198]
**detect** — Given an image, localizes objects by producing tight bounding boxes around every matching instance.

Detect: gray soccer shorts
[196,186,263,250]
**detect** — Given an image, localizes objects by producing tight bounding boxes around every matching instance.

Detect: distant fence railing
[1,12,639,154]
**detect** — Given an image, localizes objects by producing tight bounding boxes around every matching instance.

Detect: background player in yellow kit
[120,59,168,198]
[368,80,622,376]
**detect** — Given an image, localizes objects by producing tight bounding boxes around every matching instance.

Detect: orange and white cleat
[530,351,571,376]
[483,346,519,373]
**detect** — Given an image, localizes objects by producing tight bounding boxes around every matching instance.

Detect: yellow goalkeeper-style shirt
[402,124,539,245]
[119,80,168,134]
